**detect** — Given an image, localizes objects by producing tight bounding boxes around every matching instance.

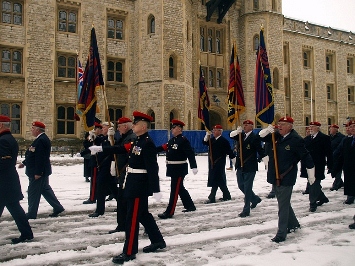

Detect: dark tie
[352,137,355,147]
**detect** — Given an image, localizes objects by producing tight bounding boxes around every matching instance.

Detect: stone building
[0,0,354,140]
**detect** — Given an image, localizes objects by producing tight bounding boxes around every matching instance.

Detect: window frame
[348,86,354,102]
[1,0,23,25]
[56,105,75,135]
[347,57,354,74]
[326,84,335,101]
[148,14,155,34]
[56,53,76,79]
[57,7,78,34]
[107,58,124,83]
[303,50,311,68]
[107,16,124,40]
[0,46,23,75]
[0,102,21,135]
[325,54,333,71]
[108,107,123,127]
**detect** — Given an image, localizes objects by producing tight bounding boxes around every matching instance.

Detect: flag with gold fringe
[198,66,211,132]
[255,29,274,125]
[77,27,104,131]
[228,44,245,126]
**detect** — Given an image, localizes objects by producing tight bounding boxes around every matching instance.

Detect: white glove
[259,124,275,138]
[307,167,316,185]
[262,155,269,170]
[231,157,236,166]
[110,161,116,176]
[204,131,211,142]
[108,127,115,136]
[89,145,103,155]
[153,192,162,202]
[89,129,96,141]
[230,126,243,137]
[192,168,198,175]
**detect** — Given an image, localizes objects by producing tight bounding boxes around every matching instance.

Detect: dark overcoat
[203,135,235,187]
[0,130,23,204]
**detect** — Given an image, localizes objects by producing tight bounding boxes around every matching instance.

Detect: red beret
[171,119,185,127]
[94,122,102,128]
[133,111,153,122]
[243,120,254,125]
[329,124,339,129]
[348,120,355,126]
[278,116,294,124]
[0,115,11,122]
[213,124,223,130]
[117,117,132,124]
[32,121,45,129]
[310,121,321,127]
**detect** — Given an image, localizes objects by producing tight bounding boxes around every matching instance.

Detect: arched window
[57,105,75,135]
[273,68,279,89]
[216,70,222,87]
[208,29,213,52]
[0,102,21,134]
[148,110,155,129]
[108,107,123,126]
[169,56,175,78]
[272,0,277,11]
[253,0,259,11]
[208,69,214,87]
[148,15,155,34]
[107,60,123,82]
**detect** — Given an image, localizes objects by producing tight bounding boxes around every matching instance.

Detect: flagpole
[234,42,243,168]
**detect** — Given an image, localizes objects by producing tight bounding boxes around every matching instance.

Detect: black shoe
[287,224,301,233]
[251,198,262,209]
[182,207,196,212]
[344,199,354,205]
[349,223,355,229]
[85,177,90,182]
[271,236,285,243]
[11,235,34,244]
[158,212,173,219]
[106,195,115,201]
[302,190,309,195]
[238,212,250,218]
[83,199,96,204]
[112,253,136,264]
[330,179,344,191]
[204,199,216,204]
[108,226,125,234]
[143,241,166,253]
[219,197,231,202]
[88,212,103,218]
[309,206,317,212]
[317,198,329,206]
[49,208,65,217]
[266,193,275,199]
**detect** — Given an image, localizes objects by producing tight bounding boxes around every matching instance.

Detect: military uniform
[329,126,345,190]
[0,115,33,243]
[157,119,197,219]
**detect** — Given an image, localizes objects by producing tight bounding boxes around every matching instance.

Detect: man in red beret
[230,119,265,217]
[304,121,333,212]
[18,121,65,219]
[91,111,166,264]
[259,117,314,243]
[0,115,34,244]
[202,124,236,203]
[105,117,137,234]
[157,119,198,219]
[329,124,345,191]
[332,120,355,228]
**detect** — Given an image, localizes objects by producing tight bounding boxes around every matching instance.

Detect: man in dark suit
[18,121,64,219]
[259,117,314,243]
[329,124,345,191]
[332,120,355,228]
[304,122,333,212]
[90,111,166,264]
[157,119,198,219]
[230,120,264,217]
[0,115,33,244]
[202,124,236,204]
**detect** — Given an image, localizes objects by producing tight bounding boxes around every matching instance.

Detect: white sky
[282,0,355,32]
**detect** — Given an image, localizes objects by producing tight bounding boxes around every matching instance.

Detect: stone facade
[0,0,354,140]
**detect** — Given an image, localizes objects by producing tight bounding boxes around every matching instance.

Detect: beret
[329,124,339,129]
[133,111,153,122]
[117,117,132,124]
[32,121,45,129]
[310,121,321,127]
[213,124,223,129]
[278,116,294,124]
[171,119,185,127]
[94,122,102,128]
[243,120,254,125]
[0,115,11,122]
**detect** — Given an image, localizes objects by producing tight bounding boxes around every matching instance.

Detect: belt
[126,167,147,174]
[166,160,187,164]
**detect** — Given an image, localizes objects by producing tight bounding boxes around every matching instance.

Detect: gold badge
[29,146,36,152]
[132,145,142,155]
[246,144,251,149]
[285,145,290,150]
[172,144,178,149]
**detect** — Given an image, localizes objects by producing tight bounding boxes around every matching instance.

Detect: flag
[74,59,84,120]
[255,29,274,125]
[198,66,211,132]
[227,44,245,126]
[77,27,104,131]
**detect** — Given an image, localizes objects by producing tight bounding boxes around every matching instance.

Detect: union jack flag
[76,59,84,117]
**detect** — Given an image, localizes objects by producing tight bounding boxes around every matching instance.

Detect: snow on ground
[1,155,354,266]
